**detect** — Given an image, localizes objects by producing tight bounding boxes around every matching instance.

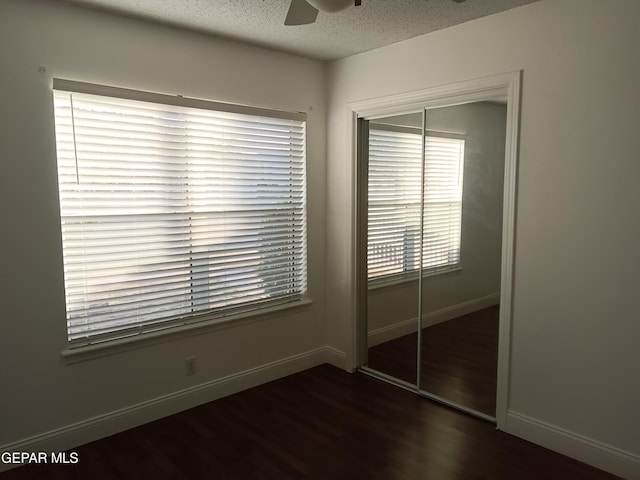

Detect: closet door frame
[351,71,521,429]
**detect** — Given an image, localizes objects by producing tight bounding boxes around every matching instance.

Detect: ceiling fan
[285,0,466,26]
[285,0,361,26]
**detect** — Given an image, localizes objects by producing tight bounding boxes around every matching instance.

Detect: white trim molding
[0,347,342,472]
[506,411,640,479]
[349,71,522,428]
[348,71,520,120]
[368,293,500,347]
[324,346,348,370]
[62,299,314,364]
[495,70,521,431]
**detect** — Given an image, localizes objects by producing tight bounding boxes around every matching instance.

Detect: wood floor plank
[1,364,618,479]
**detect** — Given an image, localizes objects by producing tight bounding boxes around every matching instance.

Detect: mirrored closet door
[359,101,507,420]
[363,111,423,388]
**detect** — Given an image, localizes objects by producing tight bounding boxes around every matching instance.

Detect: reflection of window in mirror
[367,123,465,286]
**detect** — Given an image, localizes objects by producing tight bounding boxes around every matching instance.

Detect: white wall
[0,0,328,454]
[2,0,639,477]
[326,0,640,477]
[367,102,506,340]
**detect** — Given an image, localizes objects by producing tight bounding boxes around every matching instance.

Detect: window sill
[61,298,313,365]
[368,267,462,292]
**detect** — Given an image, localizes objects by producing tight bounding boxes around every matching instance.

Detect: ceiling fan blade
[307,0,352,13]
[285,0,319,26]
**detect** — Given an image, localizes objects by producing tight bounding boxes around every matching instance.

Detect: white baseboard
[368,293,500,347]
[0,347,335,472]
[505,411,640,479]
[324,346,347,369]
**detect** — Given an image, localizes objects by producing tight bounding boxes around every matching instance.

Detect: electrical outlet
[185,356,197,376]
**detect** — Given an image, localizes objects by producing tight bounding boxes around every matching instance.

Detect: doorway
[353,73,520,425]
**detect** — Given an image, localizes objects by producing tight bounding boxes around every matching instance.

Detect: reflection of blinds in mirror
[367,126,464,281]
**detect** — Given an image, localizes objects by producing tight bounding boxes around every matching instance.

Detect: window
[53,79,307,343]
[367,124,464,281]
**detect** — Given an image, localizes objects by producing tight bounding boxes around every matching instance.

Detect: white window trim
[52,78,309,353]
[61,298,312,364]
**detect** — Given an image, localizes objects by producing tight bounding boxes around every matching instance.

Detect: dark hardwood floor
[368,306,499,416]
[1,363,618,479]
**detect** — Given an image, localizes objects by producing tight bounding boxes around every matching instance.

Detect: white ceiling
[59,0,540,62]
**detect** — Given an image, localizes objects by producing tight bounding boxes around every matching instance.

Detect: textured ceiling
[59,0,540,62]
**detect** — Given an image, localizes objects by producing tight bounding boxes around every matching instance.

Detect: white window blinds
[367,125,464,281]
[53,80,307,342]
